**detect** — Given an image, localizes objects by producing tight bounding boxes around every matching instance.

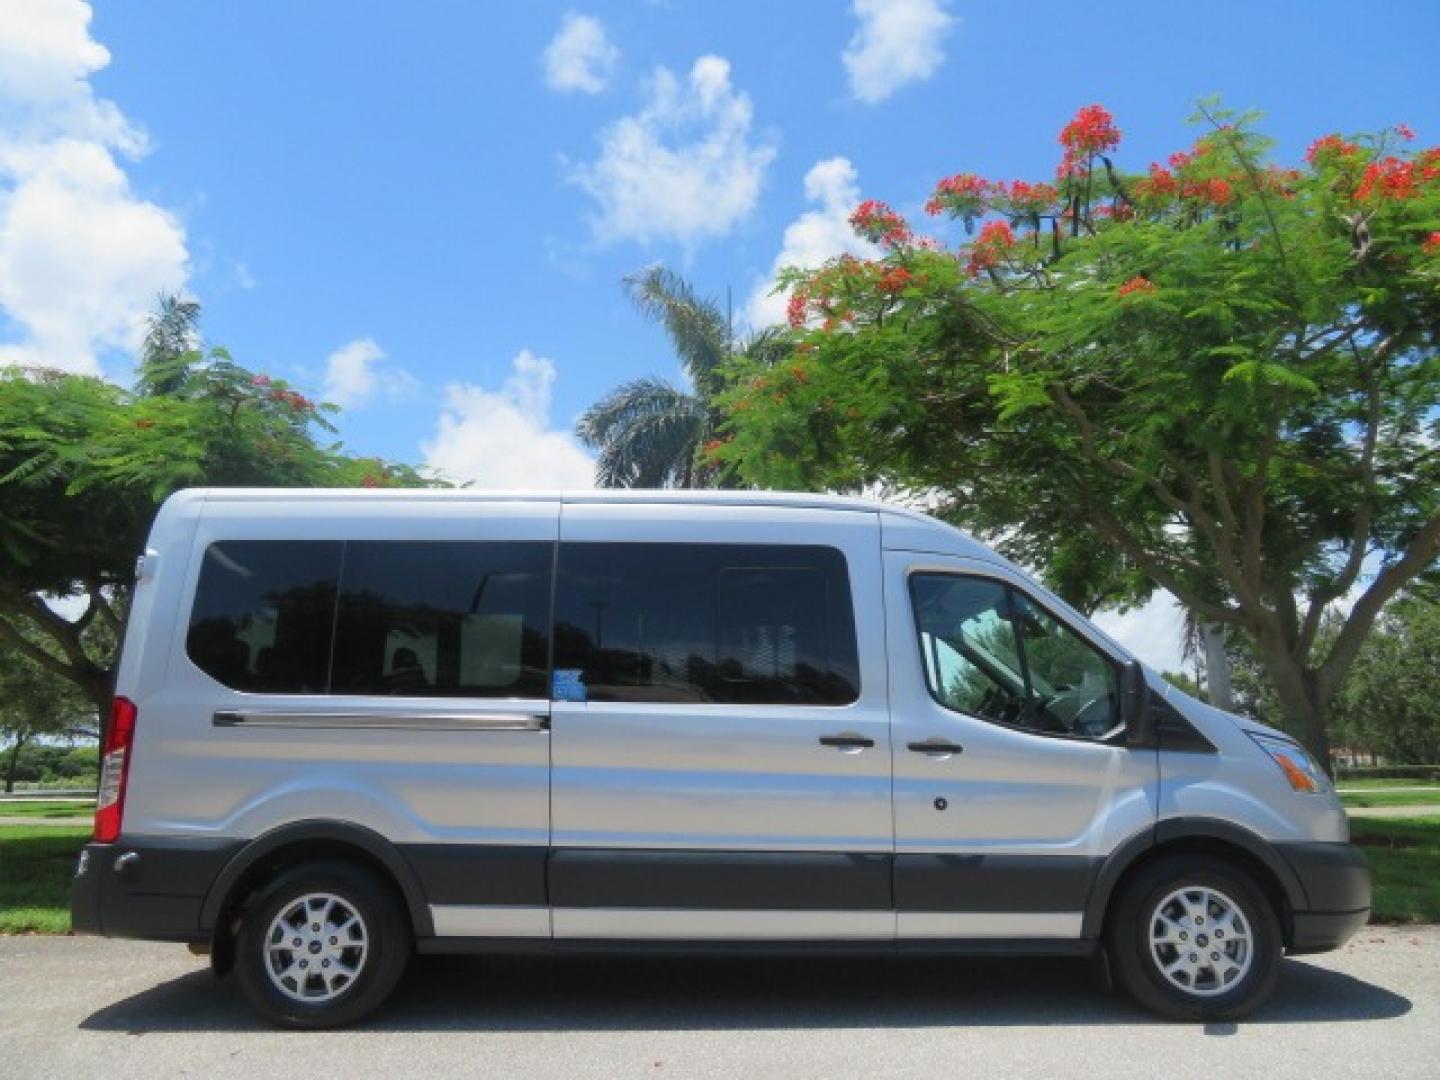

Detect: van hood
[1150,669,1294,742]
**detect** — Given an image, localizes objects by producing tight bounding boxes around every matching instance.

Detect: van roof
[176,486,928,518]
[168,487,1000,559]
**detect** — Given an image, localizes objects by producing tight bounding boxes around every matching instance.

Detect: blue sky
[1,0,1436,667]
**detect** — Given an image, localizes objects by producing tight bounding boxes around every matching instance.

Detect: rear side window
[186,539,552,697]
[553,543,859,706]
[330,542,552,698]
[187,541,342,693]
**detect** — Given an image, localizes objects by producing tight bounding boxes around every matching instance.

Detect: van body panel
[1154,690,1350,845]
[120,497,558,853]
[885,552,1160,867]
[548,503,892,933]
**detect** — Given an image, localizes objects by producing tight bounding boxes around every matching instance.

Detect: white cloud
[745,156,879,328]
[0,1,189,375]
[322,338,417,410]
[569,55,776,248]
[1093,591,1188,674]
[422,350,595,489]
[843,0,955,104]
[543,12,619,94]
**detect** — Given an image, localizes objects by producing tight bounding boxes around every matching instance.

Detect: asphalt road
[2,929,1436,1079]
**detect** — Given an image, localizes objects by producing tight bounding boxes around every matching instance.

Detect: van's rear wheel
[235,860,409,1028]
[1108,855,1281,1021]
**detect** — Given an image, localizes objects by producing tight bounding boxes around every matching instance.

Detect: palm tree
[136,293,202,397]
[577,267,787,488]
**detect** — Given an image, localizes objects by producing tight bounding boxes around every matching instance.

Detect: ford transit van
[71,489,1370,1027]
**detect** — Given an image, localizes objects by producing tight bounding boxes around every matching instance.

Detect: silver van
[72,488,1369,1028]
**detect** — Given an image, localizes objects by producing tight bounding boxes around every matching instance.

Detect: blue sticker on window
[552,668,587,702]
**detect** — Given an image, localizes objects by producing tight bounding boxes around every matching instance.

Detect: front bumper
[70,839,237,943]
[1275,841,1372,955]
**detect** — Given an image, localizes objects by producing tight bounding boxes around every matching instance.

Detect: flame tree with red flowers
[0,297,429,713]
[718,102,1440,767]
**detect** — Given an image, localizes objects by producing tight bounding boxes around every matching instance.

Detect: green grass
[1349,814,1440,924]
[0,800,94,819]
[1340,789,1440,809]
[0,825,88,934]
[1336,778,1440,790]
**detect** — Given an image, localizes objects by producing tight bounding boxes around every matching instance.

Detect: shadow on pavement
[80,952,1412,1035]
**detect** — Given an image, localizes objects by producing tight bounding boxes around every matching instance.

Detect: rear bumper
[1275,841,1372,954]
[70,839,238,943]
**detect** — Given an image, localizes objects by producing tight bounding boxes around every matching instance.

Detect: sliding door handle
[819,733,875,750]
[907,740,964,755]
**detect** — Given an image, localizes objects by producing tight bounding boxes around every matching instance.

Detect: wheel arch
[201,820,433,972]
[1084,818,1307,946]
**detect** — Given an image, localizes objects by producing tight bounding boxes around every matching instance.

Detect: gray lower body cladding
[69,835,1370,953]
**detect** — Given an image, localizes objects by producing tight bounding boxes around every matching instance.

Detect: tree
[135,293,202,397]
[0,300,428,712]
[718,103,1440,767]
[1,640,94,792]
[577,267,788,487]
[1330,596,1440,764]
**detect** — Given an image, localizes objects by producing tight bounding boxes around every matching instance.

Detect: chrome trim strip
[212,710,549,731]
[426,906,1083,940]
[552,908,896,940]
[897,911,1083,939]
[430,905,551,938]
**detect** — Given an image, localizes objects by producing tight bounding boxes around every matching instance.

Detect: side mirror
[1121,659,1155,747]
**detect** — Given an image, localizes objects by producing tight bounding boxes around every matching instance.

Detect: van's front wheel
[1109,856,1281,1021]
[235,861,410,1028]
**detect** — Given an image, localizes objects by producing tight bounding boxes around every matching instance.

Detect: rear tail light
[94,696,137,843]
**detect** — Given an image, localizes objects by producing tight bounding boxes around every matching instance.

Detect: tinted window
[331,542,552,698]
[187,541,342,693]
[911,573,1119,740]
[554,543,859,706]
[1011,592,1120,738]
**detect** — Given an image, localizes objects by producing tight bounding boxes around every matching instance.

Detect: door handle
[907,740,964,755]
[819,733,875,750]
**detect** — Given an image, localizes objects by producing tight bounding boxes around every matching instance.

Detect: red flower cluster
[1002,179,1059,214]
[1183,177,1234,206]
[925,172,991,217]
[1305,134,1361,165]
[965,220,1016,277]
[1355,157,1420,200]
[1421,149,1440,182]
[849,199,911,248]
[250,374,271,387]
[1116,275,1157,299]
[1395,123,1416,142]
[877,266,913,294]
[786,290,809,329]
[267,387,312,411]
[1059,105,1120,176]
[1134,163,1179,200]
[360,475,382,488]
[1421,232,1440,255]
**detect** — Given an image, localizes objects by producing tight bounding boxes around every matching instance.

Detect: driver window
[1011,593,1120,738]
[910,573,1120,741]
[910,575,1027,727]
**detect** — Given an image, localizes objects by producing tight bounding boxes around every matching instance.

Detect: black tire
[234,860,410,1029]
[1107,855,1281,1021]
